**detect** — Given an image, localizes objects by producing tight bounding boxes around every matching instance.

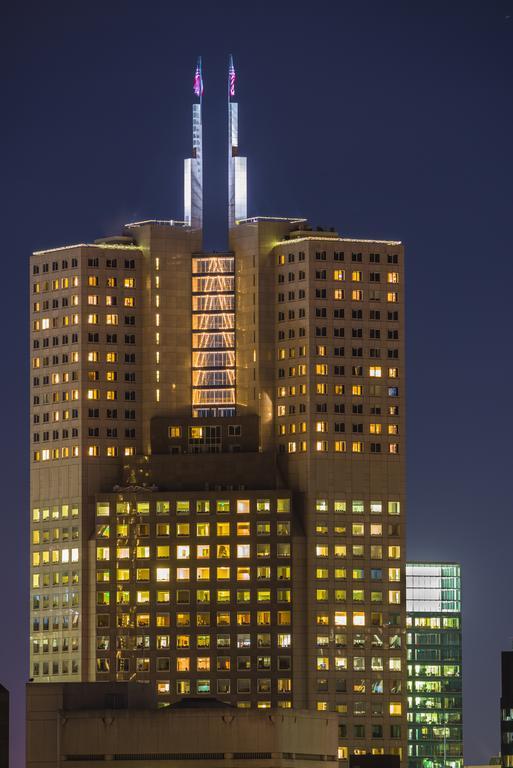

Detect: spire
[228,54,247,229]
[184,56,203,232]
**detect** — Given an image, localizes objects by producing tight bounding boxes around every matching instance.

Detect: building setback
[406,563,462,768]
[29,58,406,764]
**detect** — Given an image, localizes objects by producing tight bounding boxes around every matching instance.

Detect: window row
[277,251,399,265]
[32,571,79,588]
[279,423,400,435]
[32,549,80,566]
[315,632,401,649]
[97,631,291,650]
[97,521,290,539]
[32,593,79,609]
[32,614,80,630]
[32,660,79,676]
[97,546,291,562]
[32,257,137,276]
[96,611,292,628]
[314,589,401,604]
[96,588,292,605]
[314,544,401,559]
[32,528,78,543]
[315,566,401,580]
[278,269,400,283]
[96,499,291,517]
[283,441,400,454]
[97,655,291,674]
[32,637,79,653]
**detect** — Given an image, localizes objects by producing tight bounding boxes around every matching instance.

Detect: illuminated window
[388,501,400,515]
[237,544,250,558]
[237,499,250,515]
[369,366,382,377]
[156,568,170,582]
[168,426,181,438]
[136,546,150,558]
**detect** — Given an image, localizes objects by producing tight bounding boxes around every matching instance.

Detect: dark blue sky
[1,1,512,765]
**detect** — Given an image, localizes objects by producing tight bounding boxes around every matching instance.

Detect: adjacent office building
[406,563,462,768]
[0,683,8,768]
[29,58,406,762]
[501,649,513,767]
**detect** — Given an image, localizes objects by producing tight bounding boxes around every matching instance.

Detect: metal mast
[184,56,203,231]
[228,54,247,228]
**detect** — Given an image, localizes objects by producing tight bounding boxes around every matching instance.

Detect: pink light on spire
[193,56,203,98]
[229,54,236,98]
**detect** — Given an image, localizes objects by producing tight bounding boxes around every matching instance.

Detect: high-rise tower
[29,59,407,766]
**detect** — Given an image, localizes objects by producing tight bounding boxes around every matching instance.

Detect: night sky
[1,1,512,765]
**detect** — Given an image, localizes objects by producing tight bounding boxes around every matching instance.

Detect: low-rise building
[26,682,339,768]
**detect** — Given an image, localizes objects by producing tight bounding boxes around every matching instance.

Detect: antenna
[228,54,247,228]
[184,56,204,233]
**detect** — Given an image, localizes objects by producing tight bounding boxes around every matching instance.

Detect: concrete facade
[26,682,338,768]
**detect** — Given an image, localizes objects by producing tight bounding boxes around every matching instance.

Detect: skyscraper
[406,563,463,768]
[30,57,406,764]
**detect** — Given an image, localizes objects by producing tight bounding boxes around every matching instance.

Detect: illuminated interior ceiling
[191,255,235,417]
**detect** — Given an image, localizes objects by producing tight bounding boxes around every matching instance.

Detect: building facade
[29,58,406,764]
[406,563,462,768]
[0,683,8,768]
[501,650,513,768]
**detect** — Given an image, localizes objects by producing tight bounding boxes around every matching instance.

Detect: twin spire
[183,56,247,233]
